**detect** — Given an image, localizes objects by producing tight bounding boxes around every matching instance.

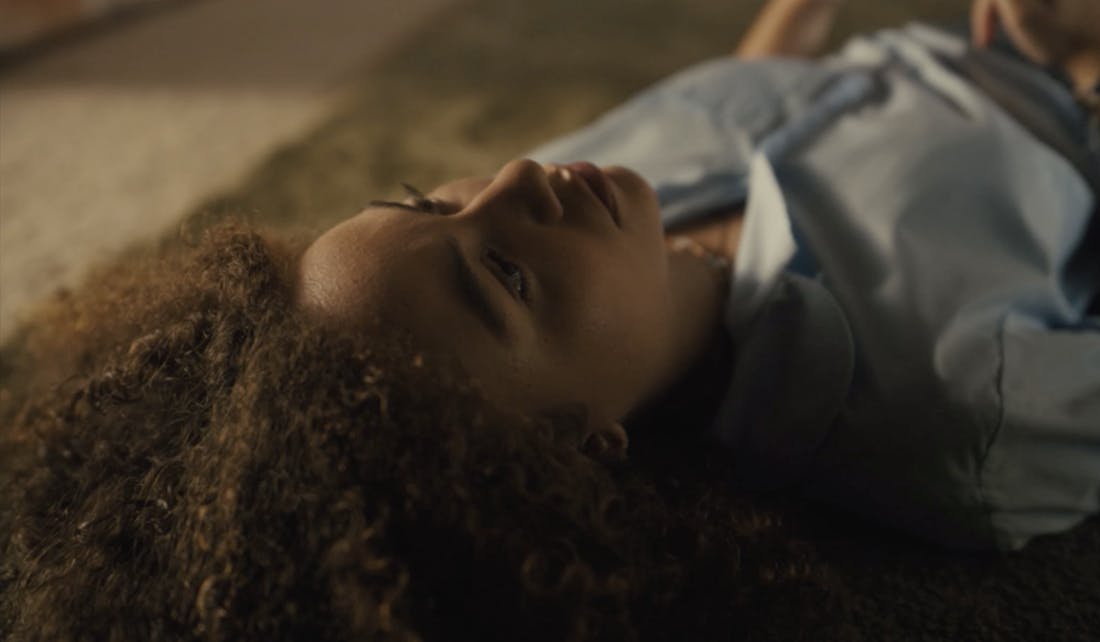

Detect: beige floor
[0,0,460,342]
[0,0,971,344]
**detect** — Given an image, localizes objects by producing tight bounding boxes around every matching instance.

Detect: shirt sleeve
[981,312,1100,550]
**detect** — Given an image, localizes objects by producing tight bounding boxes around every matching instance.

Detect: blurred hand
[970,0,1100,66]
[737,0,847,59]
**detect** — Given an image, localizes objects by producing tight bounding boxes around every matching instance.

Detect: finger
[971,0,1000,48]
[1011,0,1052,11]
[995,0,1062,63]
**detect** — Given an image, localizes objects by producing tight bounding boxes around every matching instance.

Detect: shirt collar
[710,153,855,489]
[725,152,800,339]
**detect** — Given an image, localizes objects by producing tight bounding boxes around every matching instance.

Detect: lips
[562,161,620,227]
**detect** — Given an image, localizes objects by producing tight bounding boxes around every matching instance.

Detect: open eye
[486,248,528,302]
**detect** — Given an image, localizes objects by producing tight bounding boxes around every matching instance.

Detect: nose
[473,158,564,225]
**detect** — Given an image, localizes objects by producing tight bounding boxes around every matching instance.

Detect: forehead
[298,209,427,322]
[296,206,514,369]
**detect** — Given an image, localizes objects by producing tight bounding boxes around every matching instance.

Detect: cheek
[551,278,673,419]
[555,222,673,345]
[556,256,674,374]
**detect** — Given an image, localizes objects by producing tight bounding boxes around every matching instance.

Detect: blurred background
[0,0,967,343]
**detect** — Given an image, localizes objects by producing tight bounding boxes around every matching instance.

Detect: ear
[540,404,629,463]
[579,416,629,464]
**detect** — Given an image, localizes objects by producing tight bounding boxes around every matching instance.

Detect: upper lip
[559,162,620,228]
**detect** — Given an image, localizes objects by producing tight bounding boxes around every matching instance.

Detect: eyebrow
[444,236,511,342]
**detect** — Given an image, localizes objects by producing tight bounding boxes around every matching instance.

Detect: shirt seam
[976,311,1009,546]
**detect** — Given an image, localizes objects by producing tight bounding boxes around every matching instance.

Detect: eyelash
[366,183,447,214]
[400,183,447,214]
[374,183,530,303]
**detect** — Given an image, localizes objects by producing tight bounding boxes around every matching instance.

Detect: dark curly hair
[0,223,847,641]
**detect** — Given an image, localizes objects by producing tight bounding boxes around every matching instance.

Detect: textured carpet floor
[147,0,1100,639]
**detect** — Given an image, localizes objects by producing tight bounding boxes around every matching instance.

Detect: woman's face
[297,158,682,425]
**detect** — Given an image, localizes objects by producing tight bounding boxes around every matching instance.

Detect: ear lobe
[580,419,629,464]
[539,404,629,463]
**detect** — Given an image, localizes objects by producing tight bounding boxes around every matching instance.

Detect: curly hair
[0,223,847,642]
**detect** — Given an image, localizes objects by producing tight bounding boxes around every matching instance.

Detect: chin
[604,165,655,198]
[604,164,663,234]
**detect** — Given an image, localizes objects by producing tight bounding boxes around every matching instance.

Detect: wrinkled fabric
[529,24,1099,550]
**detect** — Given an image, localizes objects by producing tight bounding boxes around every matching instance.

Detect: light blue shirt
[530,24,1099,550]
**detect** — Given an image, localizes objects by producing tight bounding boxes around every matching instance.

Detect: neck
[657,208,745,402]
[624,238,737,436]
